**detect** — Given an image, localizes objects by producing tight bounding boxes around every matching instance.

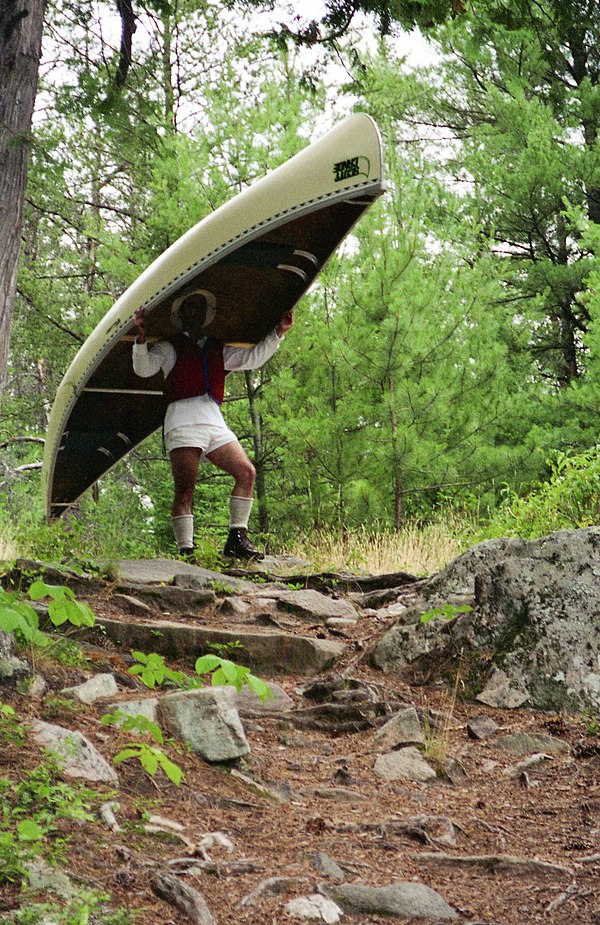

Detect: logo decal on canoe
[333,156,370,183]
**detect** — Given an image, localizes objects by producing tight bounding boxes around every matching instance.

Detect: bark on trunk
[0,0,45,407]
[244,370,269,539]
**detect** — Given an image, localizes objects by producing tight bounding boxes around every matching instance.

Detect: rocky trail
[0,528,599,924]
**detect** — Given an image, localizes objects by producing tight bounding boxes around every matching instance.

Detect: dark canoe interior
[49,190,382,518]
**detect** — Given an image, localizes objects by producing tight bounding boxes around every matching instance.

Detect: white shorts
[165,422,237,461]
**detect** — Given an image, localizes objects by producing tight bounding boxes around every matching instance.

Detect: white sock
[229,496,253,529]
[172,515,194,549]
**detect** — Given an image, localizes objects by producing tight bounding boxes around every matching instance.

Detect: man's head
[171,289,217,334]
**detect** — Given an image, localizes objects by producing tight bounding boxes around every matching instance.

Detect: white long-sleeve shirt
[132,331,282,433]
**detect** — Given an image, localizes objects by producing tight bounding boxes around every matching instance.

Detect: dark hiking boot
[223,528,264,560]
[178,547,195,560]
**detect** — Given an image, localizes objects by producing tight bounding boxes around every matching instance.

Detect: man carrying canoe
[132,290,294,560]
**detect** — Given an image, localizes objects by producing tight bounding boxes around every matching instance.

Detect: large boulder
[372,528,600,711]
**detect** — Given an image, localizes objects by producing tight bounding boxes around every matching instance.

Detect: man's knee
[239,458,256,487]
[174,485,195,507]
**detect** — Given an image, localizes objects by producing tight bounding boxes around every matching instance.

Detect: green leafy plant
[0,757,97,884]
[11,891,135,925]
[0,703,26,744]
[206,639,243,656]
[113,743,185,786]
[420,603,473,624]
[128,651,197,689]
[209,580,236,594]
[0,818,45,883]
[102,709,185,787]
[28,579,95,628]
[42,695,87,722]
[195,653,273,702]
[0,588,49,648]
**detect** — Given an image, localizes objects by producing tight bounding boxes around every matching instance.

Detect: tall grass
[0,528,19,562]
[287,521,467,577]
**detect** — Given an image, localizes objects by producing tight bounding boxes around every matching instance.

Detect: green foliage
[0,753,97,884]
[420,603,473,624]
[101,708,164,744]
[0,589,48,648]
[482,447,600,540]
[195,653,273,702]
[128,651,197,689]
[209,580,237,595]
[0,703,26,745]
[102,709,185,787]
[113,743,185,787]
[28,580,96,628]
[9,892,134,925]
[42,695,87,722]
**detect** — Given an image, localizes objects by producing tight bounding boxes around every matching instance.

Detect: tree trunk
[244,370,269,539]
[0,0,45,407]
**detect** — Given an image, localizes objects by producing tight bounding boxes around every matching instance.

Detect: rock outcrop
[372,527,600,711]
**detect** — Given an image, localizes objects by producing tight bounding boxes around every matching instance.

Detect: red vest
[164,335,226,405]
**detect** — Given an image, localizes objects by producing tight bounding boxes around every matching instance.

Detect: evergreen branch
[16,289,85,344]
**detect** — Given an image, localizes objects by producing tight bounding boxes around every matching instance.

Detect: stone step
[97,616,345,678]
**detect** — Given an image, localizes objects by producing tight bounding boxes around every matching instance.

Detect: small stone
[219,598,251,616]
[375,706,424,748]
[285,894,343,923]
[467,715,499,740]
[31,721,119,784]
[312,851,346,882]
[324,881,458,919]
[507,753,555,778]
[444,757,468,785]
[61,673,118,704]
[240,876,299,906]
[107,696,159,724]
[476,668,530,709]
[374,747,437,783]
[159,687,249,762]
[112,593,154,616]
[493,732,570,756]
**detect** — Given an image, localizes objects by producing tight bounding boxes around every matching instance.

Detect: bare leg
[207,441,262,559]
[205,440,255,497]
[170,446,202,516]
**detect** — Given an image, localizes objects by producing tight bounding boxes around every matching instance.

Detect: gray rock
[371,620,445,673]
[28,674,48,697]
[476,667,529,709]
[374,706,424,748]
[312,851,346,882]
[97,617,345,677]
[371,528,600,712]
[116,583,216,613]
[275,589,359,623]
[374,747,437,783]
[234,681,293,717]
[112,593,154,616]
[323,881,458,919]
[285,894,343,923]
[61,672,118,704]
[508,753,555,778]
[493,732,570,756]
[31,720,119,784]
[0,630,29,684]
[25,859,77,898]
[219,597,251,617]
[159,686,249,762]
[106,696,159,724]
[240,876,300,906]
[114,557,251,590]
[467,715,500,740]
